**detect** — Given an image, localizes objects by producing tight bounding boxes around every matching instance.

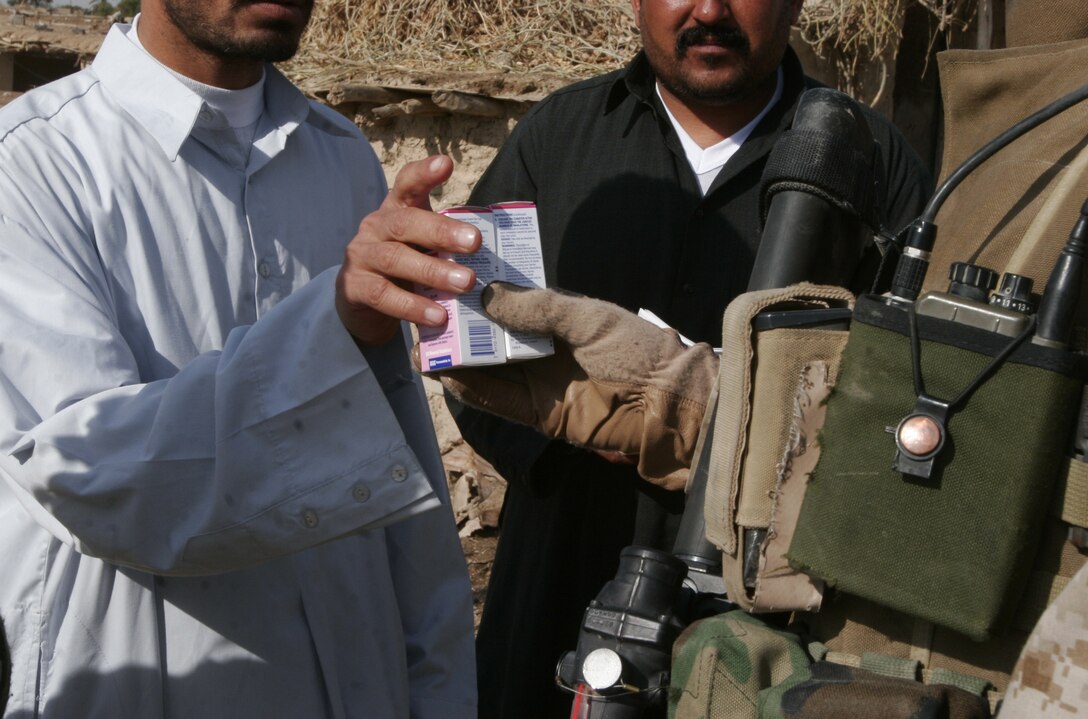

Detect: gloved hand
[436,282,719,490]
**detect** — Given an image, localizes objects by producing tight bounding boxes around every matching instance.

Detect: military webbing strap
[1015,570,1072,633]
[1009,134,1088,529]
[908,618,934,668]
[807,641,1000,708]
[859,653,919,681]
[972,70,1088,534]
[1058,458,1088,527]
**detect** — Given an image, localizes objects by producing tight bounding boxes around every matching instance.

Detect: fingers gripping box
[418,202,554,371]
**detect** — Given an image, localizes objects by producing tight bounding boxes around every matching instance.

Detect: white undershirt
[127,14,265,147]
[657,66,784,195]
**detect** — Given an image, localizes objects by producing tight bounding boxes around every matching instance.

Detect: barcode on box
[468,321,497,357]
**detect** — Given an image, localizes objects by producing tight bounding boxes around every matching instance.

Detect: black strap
[907,303,1038,410]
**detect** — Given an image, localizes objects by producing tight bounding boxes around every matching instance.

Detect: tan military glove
[437,282,719,490]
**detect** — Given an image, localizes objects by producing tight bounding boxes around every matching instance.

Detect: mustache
[675,24,750,57]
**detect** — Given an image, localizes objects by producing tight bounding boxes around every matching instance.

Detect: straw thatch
[800,0,974,57]
[284,0,640,93]
[797,0,976,96]
[286,0,979,95]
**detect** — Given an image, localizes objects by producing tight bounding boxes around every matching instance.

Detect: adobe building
[0,5,108,106]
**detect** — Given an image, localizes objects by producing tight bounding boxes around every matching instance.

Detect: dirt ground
[422,375,505,630]
[461,531,500,629]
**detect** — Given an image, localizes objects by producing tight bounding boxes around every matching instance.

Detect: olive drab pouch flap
[701,283,855,612]
[787,294,1084,641]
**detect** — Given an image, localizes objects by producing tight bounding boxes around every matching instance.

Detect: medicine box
[418,202,554,371]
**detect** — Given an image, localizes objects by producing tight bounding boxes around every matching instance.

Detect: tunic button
[258,261,272,278]
[352,484,371,502]
[391,464,408,482]
[301,509,319,528]
[682,283,696,295]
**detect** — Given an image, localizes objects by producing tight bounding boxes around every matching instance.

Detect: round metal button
[352,484,371,503]
[896,414,943,458]
[301,509,319,528]
[258,261,271,278]
[582,648,623,691]
[391,464,408,482]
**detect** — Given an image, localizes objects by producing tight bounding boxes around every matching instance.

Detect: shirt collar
[606,51,655,115]
[91,24,321,162]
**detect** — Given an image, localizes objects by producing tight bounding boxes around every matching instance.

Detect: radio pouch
[701,283,855,613]
[787,294,1083,641]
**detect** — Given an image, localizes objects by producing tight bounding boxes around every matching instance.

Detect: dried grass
[797,0,975,98]
[285,0,978,90]
[799,0,975,56]
[799,0,906,58]
[284,0,641,88]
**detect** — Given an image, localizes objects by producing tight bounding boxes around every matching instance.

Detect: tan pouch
[701,283,854,612]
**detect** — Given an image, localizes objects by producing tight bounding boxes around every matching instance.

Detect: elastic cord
[907,305,1038,408]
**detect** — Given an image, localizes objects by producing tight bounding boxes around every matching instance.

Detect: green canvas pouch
[787,294,1083,641]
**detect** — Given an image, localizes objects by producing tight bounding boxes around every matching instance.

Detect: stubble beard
[163,0,311,63]
[657,55,754,107]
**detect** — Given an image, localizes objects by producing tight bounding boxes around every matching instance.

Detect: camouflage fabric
[766,662,991,719]
[669,610,992,719]
[669,610,811,719]
[999,561,1088,716]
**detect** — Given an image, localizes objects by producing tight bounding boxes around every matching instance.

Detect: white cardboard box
[418,202,554,371]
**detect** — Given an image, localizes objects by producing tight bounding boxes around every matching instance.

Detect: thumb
[384,155,454,211]
[481,282,635,347]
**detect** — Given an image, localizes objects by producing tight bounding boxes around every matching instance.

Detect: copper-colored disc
[897,415,942,457]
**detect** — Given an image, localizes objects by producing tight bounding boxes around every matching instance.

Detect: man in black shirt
[451,1,932,716]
